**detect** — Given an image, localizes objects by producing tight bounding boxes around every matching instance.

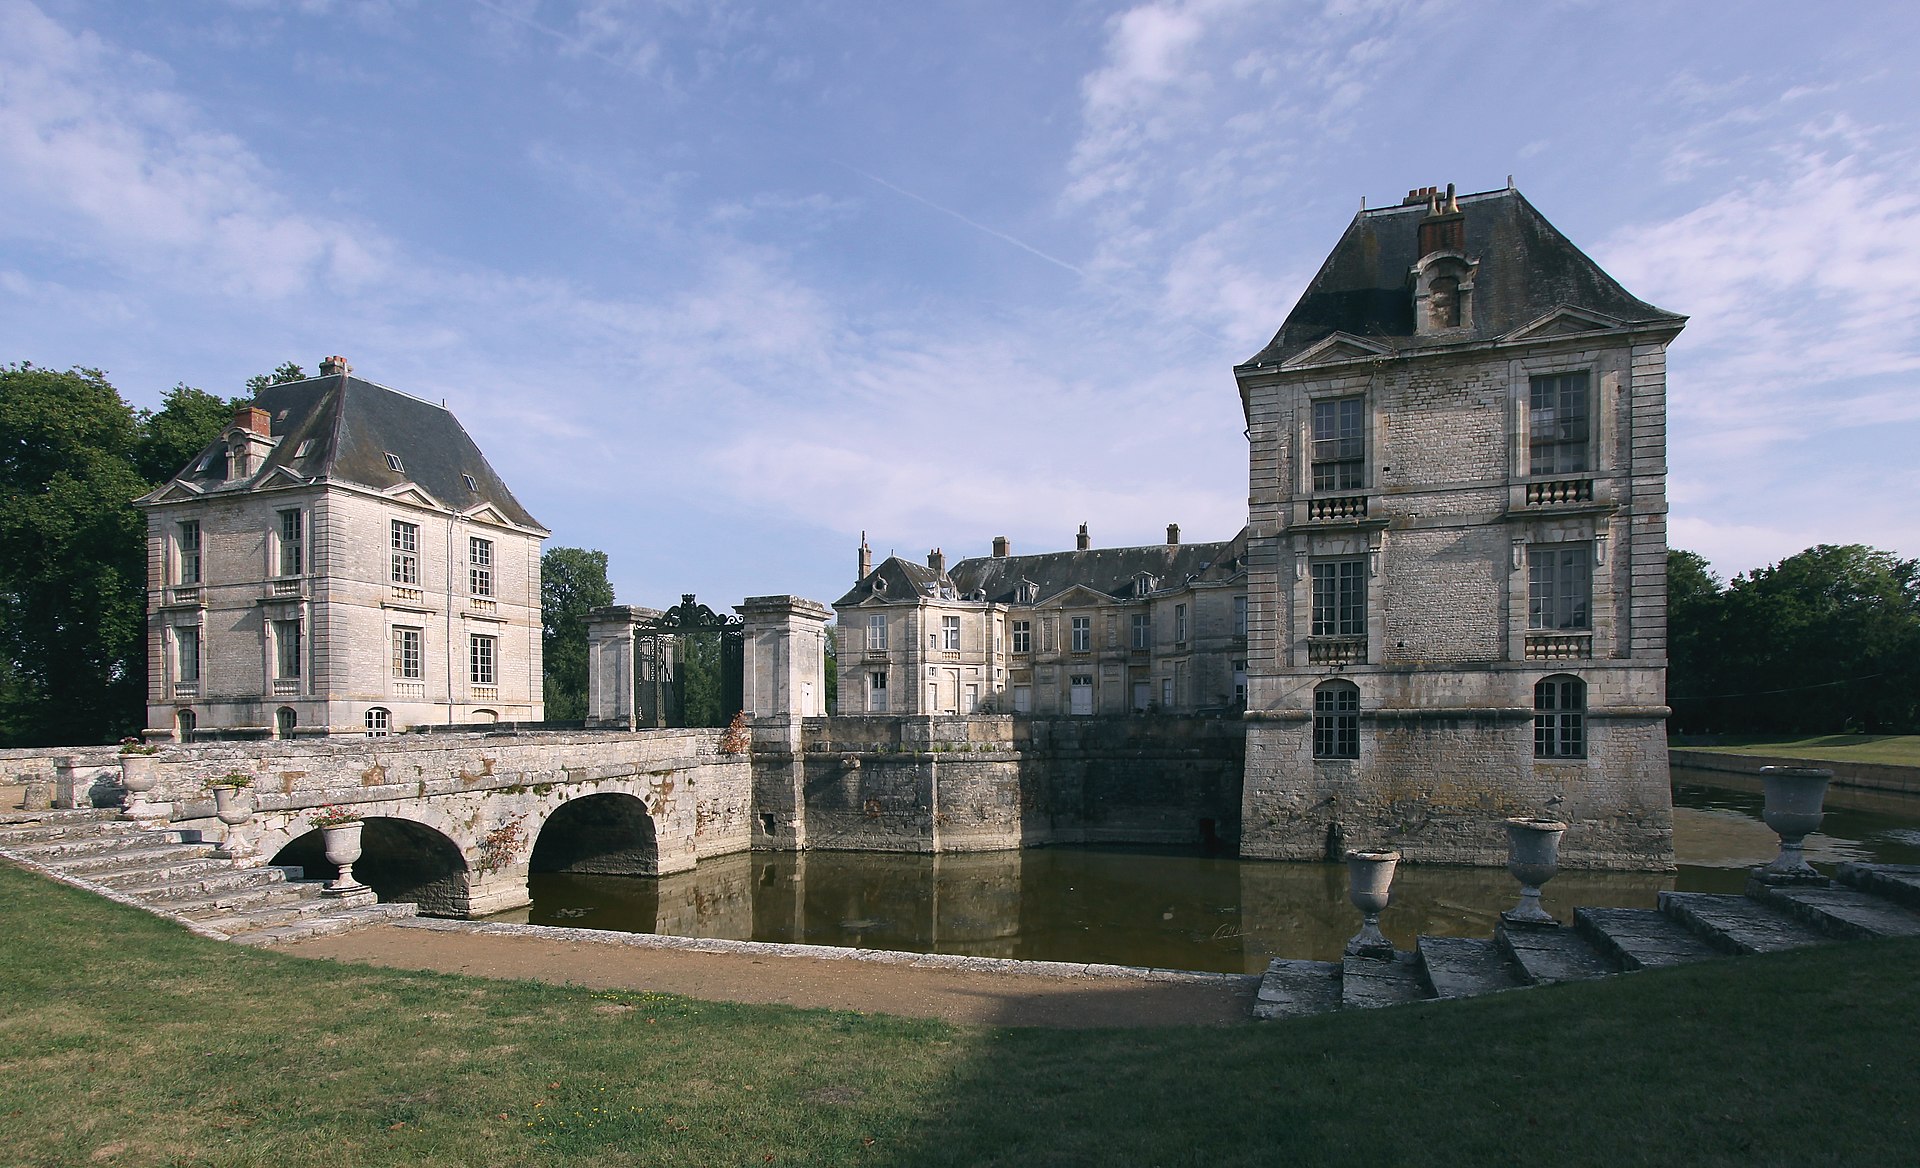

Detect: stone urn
[211,786,254,862]
[1344,848,1401,960]
[319,820,370,897]
[1502,817,1568,927]
[118,754,168,824]
[1758,766,1832,882]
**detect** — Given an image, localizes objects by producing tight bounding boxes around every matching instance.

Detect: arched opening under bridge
[529,793,659,876]
[271,816,470,914]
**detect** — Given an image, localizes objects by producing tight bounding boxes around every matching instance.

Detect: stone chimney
[992,536,1010,558]
[1076,523,1090,551]
[1166,523,1180,546]
[1417,182,1464,258]
[231,405,271,436]
[319,355,351,377]
[927,548,945,574]
[858,532,872,581]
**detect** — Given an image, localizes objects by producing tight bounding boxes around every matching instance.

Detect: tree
[133,384,246,484]
[541,547,613,722]
[1665,549,1724,733]
[244,361,307,396]
[0,364,150,745]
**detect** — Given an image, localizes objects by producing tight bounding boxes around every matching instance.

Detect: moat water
[486,765,1920,973]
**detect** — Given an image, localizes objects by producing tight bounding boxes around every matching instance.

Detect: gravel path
[277,923,1260,1029]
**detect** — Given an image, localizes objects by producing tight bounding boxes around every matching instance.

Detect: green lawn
[1673,734,1920,768]
[2,861,1916,1167]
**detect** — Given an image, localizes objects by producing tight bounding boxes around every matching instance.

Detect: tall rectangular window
[390,520,419,585]
[1534,677,1587,758]
[175,626,200,684]
[1011,620,1031,654]
[276,510,303,577]
[866,614,888,652]
[392,628,423,679]
[1528,544,1592,630]
[1071,616,1091,652]
[1313,683,1360,759]
[177,520,201,585]
[1233,660,1248,705]
[469,537,494,596]
[1529,371,1591,475]
[1312,396,1366,490]
[1174,604,1188,643]
[868,670,888,713]
[469,634,496,686]
[273,619,302,679]
[1131,612,1151,649]
[1311,559,1367,636]
[1233,595,1249,638]
[942,615,961,650]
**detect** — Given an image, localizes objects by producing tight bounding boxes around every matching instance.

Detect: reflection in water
[490,765,1920,973]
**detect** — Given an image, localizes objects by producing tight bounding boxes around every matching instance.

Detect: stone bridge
[24,728,758,916]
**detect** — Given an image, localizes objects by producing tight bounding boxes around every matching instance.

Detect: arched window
[274,707,296,740]
[1313,681,1360,759]
[1534,676,1585,758]
[176,709,197,742]
[365,707,392,737]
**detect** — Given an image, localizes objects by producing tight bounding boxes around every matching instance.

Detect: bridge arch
[530,792,660,877]
[270,815,471,914]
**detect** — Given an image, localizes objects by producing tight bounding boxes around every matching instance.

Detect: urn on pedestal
[208,775,255,862]
[310,807,371,897]
[117,740,167,825]
[1756,766,1832,885]
[1344,848,1401,960]
[1501,817,1567,927]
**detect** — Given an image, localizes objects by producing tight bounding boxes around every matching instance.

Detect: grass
[2,862,1917,1167]
[1672,734,1920,767]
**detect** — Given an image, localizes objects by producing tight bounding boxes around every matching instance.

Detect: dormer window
[463,474,478,492]
[294,439,315,458]
[228,439,250,479]
[1016,580,1040,604]
[385,452,405,473]
[1412,253,1477,334]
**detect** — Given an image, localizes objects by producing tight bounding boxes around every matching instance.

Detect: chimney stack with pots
[858,532,872,581]
[992,536,1010,558]
[319,355,351,377]
[927,548,945,574]
[1076,523,1090,551]
[1166,523,1181,546]
[231,405,271,436]
[1417,182,1464,258]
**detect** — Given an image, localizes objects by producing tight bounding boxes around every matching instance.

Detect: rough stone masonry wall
[793,715,1245,853]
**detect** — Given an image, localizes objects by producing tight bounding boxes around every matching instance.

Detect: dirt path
[279,924,1259,1029]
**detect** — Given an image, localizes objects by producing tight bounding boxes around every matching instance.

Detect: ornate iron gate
[632,595,743,728]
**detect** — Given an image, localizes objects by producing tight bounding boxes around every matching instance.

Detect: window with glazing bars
[175,626,199,684]
[177,521,201,584]
[469,537,494,596]
[1071,616,1091,652]
[1534,676,1585,758]
[1311,396,1365,490]
[1528,544,1591,630]
[1131,612,1151,649]
[942,615,961,650]
[1311,559,1367,636]
[277,510,303,576]
[469,634,496,686]
[866,614,887,651]
[1011,620,1031,654]
[392,628,422,679]
[273,619,302,679]
[1314,682,1358,758]
[391,520,419,585]
[1529,371,1590,475]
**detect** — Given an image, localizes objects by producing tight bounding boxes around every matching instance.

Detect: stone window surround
[469,536,494,598]
[1011,619,1031,655]
[1533,673,1587,758]
[274,508,305,578]
[175,519,202,586]
[469,633,497,687]
[1508,522,1613,661]
[1506,349,1623,486]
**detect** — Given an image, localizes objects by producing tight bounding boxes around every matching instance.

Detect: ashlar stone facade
[1235,184,1684,868]
[135,358,548,740]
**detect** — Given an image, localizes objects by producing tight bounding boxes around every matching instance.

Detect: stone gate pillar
[736,595,833,720]
[585,605,661,730]
[736,595,832,853]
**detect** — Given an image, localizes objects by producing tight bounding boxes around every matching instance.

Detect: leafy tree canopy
[244,361,307,396]
[133,384,247,485]
[541,547,614,722]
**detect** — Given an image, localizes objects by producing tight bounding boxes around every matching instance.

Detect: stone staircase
[0,808,415,945]
[1254,862,1920,1019]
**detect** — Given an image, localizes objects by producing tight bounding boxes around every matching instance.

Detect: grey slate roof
[163,373,545,531]
[1241,187,1684,368]
[835,530,1247,608]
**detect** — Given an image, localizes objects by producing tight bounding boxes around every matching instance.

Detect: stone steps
[1573,907,1719,971]
[1657,892,1831,955]
[1416,935,1526,999]
[1253,863,1920,1021]
[0,807,413,946]
[1836,862,1920,912]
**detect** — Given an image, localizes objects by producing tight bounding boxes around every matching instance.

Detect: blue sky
[4,0,1917,608]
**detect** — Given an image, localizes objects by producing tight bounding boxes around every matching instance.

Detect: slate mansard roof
[146,372,546,532]
[1241,186,1685,369]
[836,530,1248,609]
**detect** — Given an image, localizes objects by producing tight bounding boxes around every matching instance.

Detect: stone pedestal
[736,595,834,720]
